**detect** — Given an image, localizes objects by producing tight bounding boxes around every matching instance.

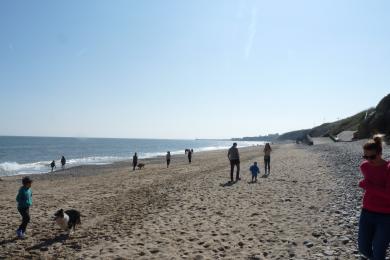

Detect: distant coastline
[231,133,279,142]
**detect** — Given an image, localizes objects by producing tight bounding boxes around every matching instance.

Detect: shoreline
[0,146,260,182]
[0,142,265,178]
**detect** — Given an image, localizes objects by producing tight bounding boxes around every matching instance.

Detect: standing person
[358,135,390,260]
[188,149,192,164]
[132,153,138,171]
[16,177,33,239]
[250,162,260,183]
[166,151,171,168]
[50,160,56,172]
[228,143,240,182]
[60,156,66,169]
[264,143,272,175]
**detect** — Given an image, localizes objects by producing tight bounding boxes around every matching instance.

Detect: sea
[0,136,264,176]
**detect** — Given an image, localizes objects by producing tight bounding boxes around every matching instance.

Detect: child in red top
[358,135,390,260]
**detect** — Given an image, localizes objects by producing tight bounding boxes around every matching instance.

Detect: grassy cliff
[277,108,375,141]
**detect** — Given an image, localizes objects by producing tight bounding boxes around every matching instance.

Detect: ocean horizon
[0,136,264,176]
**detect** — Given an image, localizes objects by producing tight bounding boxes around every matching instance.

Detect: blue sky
[0,0,389,139]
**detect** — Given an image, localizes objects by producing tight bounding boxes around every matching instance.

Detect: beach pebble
[312,231,322,238]
[303,241,314,248]
[194,255,204,260]
[149,248,159,254]
[340,237,350,245]
[323,250,334,256]
[288,249,296,258]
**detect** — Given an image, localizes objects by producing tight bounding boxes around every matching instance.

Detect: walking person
[358,135,390,260]
[60,156,66,169]
[16,177,33,239]
[264,143,272,176]
[166,151,171,168]
[228,143,240,182]
[188,149,192,164]
[50,160,56,172]
[132,153,138,171]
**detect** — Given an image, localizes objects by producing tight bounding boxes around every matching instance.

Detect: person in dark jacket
[16,176,33,239]
[188,149,192,164]
[60,156,66,169]
[50,160,56,172]
[227,143,240,182]
[132,153,138,171]
[166,151,171,168]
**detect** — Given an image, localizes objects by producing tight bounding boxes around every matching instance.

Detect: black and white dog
[54,209,81,234]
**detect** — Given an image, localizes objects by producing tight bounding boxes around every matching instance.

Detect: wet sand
[0,143,370,259]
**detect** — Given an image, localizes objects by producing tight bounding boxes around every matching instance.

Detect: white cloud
[244,7,257,59]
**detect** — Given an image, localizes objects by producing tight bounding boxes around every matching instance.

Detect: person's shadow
[27,233,69,251]
[220,181,237,187]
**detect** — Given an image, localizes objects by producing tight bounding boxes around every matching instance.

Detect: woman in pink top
[358,135,390,260]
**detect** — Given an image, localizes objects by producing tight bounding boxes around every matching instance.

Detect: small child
[250,162,260,183]
[16,176,33,239]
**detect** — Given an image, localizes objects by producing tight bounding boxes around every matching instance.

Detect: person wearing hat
[16,176,33,239]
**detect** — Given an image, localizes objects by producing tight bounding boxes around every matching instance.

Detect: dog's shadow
[27,233,69,251]
[0,237,18,246]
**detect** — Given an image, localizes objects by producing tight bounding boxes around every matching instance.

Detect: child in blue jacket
[16,176,33,239]
[250,162,260,183]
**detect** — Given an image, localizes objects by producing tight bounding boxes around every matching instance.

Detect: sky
[0,0,389,139]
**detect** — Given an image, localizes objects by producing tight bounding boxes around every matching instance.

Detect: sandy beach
[1,141,385,259]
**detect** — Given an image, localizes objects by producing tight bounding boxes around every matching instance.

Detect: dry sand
[0,144,364,259]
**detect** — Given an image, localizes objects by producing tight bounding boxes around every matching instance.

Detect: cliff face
[276,94,389,142]
[357,94,390,139]
[277,110,372,141]
[308,110,369,138]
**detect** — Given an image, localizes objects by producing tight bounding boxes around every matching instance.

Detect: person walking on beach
[250,161,260,183]
[188,149,192,164]
[50,160,56,172]
[358,135,390,260]
[132,153,138,171]
[166,151,171,168]
[60,156,66,169]
[16,177,33,239]
[228,143,240,182]
[264,143,272,176]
